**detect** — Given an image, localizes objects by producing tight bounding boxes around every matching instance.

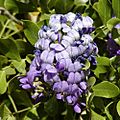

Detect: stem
[3,30,21,39]
[0,7,23,25]
[8,94,18,113]
[0,19,10,38]
[13,102,41,115]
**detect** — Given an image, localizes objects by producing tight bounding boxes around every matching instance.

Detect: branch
[0,7,23,25]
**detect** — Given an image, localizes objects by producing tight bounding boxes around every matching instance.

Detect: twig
[0,7,23,25]
[8,94,18,113]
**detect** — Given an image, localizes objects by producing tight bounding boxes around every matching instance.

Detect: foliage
[0,0,120,119]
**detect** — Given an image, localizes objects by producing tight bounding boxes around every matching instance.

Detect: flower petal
[74,104,81,113]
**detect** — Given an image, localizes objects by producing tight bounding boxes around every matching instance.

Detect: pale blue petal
[74,61,82,71]
[65,12,76,22]
[47,50,55,64]
[68,63,75,72]
[46,64,57,73]
[50,43,64,51]
[75,72,81,83]
[40,50,49,62]
[61,39,71,48]
[80,82,87,90]
[67,72,75,83]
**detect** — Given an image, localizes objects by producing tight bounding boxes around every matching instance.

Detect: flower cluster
[20,12,98,113]
[107,23,120,57]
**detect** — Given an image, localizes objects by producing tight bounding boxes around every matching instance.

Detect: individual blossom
[19,12,98,113]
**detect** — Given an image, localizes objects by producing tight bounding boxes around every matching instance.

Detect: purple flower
[19,12,98,113]
[107,33,120,57]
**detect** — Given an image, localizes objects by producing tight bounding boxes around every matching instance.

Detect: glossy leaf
[25,108,40,120]
[44,96,58,117]
[96,57,110,66]
[91,109,106,120]
[4,0,19,13]
[2,66,16,75]
[11,89,32,107]
[0,55,8,69]
[8,77,20,94]
[92,81,120,98]
[97,0,112,24]
[74,0,88,5]
[55,0,74,13]
[112,0,120,18]
[15,39,34,55]
[0,104,15,120]
[12,59,26,74]
[93,65,107,78]
[39,0,49,13]
[0,71,7,94]
[105,102,113,120]
[117,101,120,116]
[87,77,96,88]
[107,18,120,30]
[23,20,39,45]
[0,39,21,61]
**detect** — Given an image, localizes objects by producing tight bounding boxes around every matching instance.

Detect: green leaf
[112,0,120,18]
[15,40,34,55]
[8,77,19,94]
[55,0,74,13]
[87,77,96,88]
[0,55,8,69]
[0,104,15,120]
[97,57,110,66]
[105,102,113,120]
[91,109,106,120]
[4,0,19,13]
[16,1,37,13]
[48,0,55,10]
[0,71,7,95]
[93,97,104,110]
[23,20,39,45]
[12,59,26,74]
[39,0,49,13]
[2,66,16,75]
[97,0,112,24]
[64,105,74,120]
[117,101,120,116]
[44,96,58,117]
[92,81,120,98]
[107,18,120,30]
[11,89,32,107]
[82,60,90,70]
[93,65,107,78]
[0,0,4,7]
[74,0,88,5]
[0,39,21,61]
[26,108,40,120]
